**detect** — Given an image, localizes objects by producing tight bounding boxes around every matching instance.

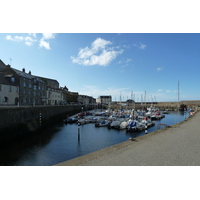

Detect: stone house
[78,95,90,105]
[78,95,96,105]
[96,95,112,104]
[11,68,47,105]
[46,87,64,105]
[0,72,19,105]
[0,60,47,105]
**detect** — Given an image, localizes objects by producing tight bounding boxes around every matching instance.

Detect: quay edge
[54,110,199,166]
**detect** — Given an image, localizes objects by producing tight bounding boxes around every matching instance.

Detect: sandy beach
[55,111,200,166]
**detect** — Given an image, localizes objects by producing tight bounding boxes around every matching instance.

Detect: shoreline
[55,111,198,166]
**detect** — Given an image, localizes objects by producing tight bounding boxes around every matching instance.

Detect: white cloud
[6,35,36,46]
[139,43,146,49]
[39,33,56,50]
[157,67,162,71]
[133,43,146,50]
[28,33,37,38]
[166,90,171,92]
[39,40,50,50]
[71,38,124,66]
[126,58,132,63]
[5,33,55,50]
[42,33,55,40]
[157,89,163,92]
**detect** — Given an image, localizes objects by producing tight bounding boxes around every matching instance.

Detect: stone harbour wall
[0,105,86,143]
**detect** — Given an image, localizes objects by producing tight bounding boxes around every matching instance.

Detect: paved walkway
[55,111,200,166]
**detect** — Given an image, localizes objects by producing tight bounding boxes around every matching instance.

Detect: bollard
[145,124,147,134]
[184,108,186,119]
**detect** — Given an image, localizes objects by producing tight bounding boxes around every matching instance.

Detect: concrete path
[55,111,200,166]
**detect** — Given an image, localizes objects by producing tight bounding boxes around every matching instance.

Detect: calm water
[0,111,189,166]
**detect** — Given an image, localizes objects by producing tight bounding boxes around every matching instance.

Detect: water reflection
[0,111,189,166]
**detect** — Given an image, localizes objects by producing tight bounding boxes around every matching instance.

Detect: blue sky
[1,33,200,102]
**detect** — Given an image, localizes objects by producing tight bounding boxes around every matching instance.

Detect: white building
[46,87,64,105]
[96,95,112,104]
[0,73,19,105]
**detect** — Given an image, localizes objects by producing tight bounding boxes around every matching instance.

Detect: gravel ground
[55,111,200,166]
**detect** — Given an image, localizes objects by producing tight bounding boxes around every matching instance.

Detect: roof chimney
[22,68,25,73]
[29,70,31,75]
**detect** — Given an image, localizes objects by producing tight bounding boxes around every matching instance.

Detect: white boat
[95,120,110,127]
[141,118,155,127]
[150,111,165,120]
[126,119,145,131]
[77,119,86,125]
[91,116,104,123]
[118,121,128,130]
[145,111,152,117]
[108,120,121,129]
[126,120,137,131]
[136,122,145,131]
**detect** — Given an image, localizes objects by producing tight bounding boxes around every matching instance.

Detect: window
[24,82,26,87]
[4,97,8,102]
[8,86,12,92]
[34,85,37,90]
[16,87,18,92]
[11,77,15,82]
[29,84,32,88]
[0,85,1,91]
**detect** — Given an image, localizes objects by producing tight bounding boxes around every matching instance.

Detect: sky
[1,1,200,103]
[1,33,200,102]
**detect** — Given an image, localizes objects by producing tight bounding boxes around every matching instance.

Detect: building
[96,95,112,104]
[46,87,64,105]
[77,95,90,105]
[0,72,19,105]
[12,68,47,105]
[39,76,59,89]
[60,86,69,104]
[1,60,47,105]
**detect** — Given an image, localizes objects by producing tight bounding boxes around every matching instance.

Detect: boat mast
[144,91,146,110]
[178,80,180,110]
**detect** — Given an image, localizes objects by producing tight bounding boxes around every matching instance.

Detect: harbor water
[0,111,189,166]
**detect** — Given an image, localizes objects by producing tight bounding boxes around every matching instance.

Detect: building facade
[1,60,47,105]
[96,95,112,104]
[0,72,19,105]
[12,68,47,105]
[46,87,64,105]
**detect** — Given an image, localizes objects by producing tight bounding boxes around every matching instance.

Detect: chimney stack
[29,70,31,75]
[22,68,25,73]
